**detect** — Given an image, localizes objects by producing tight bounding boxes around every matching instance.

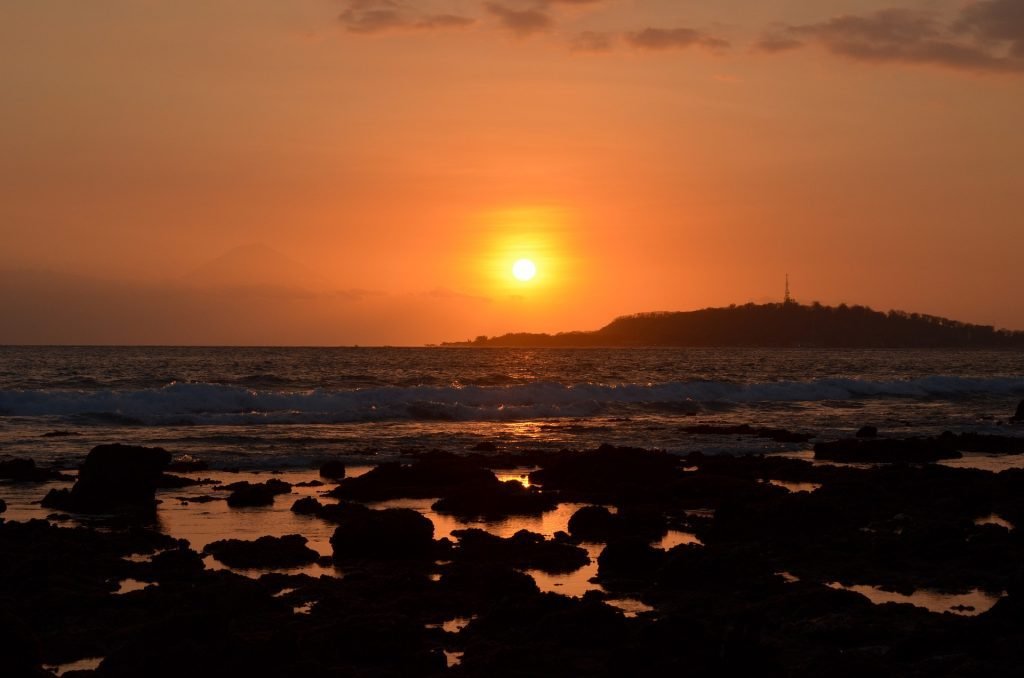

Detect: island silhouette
[447,302,1024,348]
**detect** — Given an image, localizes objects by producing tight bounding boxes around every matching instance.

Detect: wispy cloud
[340,1,474,35]
[570,30,615,53]
[626,27,729,53]
[485,3,553,37]
[758,1,1024,74]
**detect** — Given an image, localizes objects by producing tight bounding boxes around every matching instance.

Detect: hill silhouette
[446,302,1024,348]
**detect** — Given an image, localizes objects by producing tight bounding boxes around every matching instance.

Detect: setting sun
[512,259,537,282]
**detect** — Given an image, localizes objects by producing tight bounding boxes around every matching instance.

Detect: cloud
[570,31,614,53]
[340,1,474,35]
[485,3,553,37]
[626,27,730,52]
[759,2,1024,74]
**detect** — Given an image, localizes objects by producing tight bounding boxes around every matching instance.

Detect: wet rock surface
[5,439,1024,676]
[204,535,320,569]
[41,444,170,512]
[318,460,346,480]
[814,431,1024,463]
[450,528,590,574]
[330,504,437,560]
[223,479,292,507]
[0,457,72,482]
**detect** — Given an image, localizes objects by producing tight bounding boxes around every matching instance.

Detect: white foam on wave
[0,376,1022,425]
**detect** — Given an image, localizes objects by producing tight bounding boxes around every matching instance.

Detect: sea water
[1,346,1022,469]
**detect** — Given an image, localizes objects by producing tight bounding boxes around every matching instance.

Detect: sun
[512,258,537,282]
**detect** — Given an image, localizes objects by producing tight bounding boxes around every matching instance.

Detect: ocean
[2,346,1023,469]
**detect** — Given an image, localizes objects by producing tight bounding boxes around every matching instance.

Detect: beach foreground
[4,426,1024,678]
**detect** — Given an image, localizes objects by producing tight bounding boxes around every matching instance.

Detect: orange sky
[2,1,1023,345]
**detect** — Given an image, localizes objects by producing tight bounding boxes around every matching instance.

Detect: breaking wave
[1,376,1022,426]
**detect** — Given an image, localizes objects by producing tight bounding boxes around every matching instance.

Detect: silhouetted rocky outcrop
[330,505,436,560]
[319,460,346,480]
[447,302,1024,347]
[41,444,170,512]
[204,535,319,569]
[0,458,70,483]
[223,479,292,507]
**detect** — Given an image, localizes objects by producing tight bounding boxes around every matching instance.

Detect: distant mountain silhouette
[446,302,1024,348]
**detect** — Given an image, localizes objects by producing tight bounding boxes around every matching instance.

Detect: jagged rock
[431,480,558,519]
[291,497,324,515]
[224,480,292,508]
[157,473,220,489]
[530,444,684,503]
[319,460,347,480]
[205,535,320,569]
[597,538,665,580]
[1014,400,1024,422]
[0,499,6,514]
[41,430,80,438]
[330,505,435,560]
[856,425,879,438]
[471,441,498,452]
[451,528,590,574]
[813,437,961,463]
[0,458,70,482]
[328,452,495,501]
[567,505,667,543]
[41,444,170,512]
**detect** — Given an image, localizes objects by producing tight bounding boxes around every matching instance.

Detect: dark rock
[816,432,1024,463]
[431,479,558,519]
[472,441,498,452]
[813,437,961,463]
[330,505,435,560]
[451,528,590,574]
[0,458,70,482]
[222,478,292,493]
[41,430,80,438]
[156,473,220,489]
[319,460,347,480]
[0,499,5,514]
[1014,400,1024,421]
[153,546,206,576]
[172,494,222,504]
[290,497,368,524]
[224,480,292,507]
[438,561,540,603]
[597,538,665,580]
[293,479,324,487]
[567,505,667,543]
[205,534,320,569]
[0,612,49,678]
[856,425,878,438]
[530,444,684,503]
[40,444,171,512]
[328,452,495,501]
[568,505,616,541]
[290,496,323,515]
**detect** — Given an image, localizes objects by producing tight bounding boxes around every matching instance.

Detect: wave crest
[0,376,1021,425]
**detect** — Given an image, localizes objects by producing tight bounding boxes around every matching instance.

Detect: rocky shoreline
[3,426,1024,677]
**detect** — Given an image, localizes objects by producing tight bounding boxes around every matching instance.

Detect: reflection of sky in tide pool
[827,583,1005,616]
[43,657,104,676]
